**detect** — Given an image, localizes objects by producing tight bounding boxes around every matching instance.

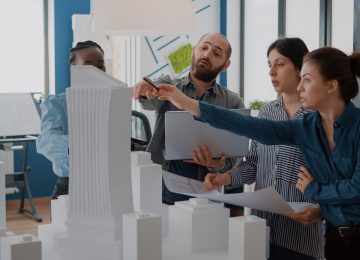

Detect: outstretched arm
[157,84,297,146]
[157,84,200,115]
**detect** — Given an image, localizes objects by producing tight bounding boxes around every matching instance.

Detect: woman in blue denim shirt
[155,47,360,260]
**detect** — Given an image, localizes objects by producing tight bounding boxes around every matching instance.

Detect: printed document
[163,171,316,214]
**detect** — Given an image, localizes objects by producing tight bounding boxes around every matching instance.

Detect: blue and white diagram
[140,0,220,80]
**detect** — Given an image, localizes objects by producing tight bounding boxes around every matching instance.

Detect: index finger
[301,168,312,178]
[134,82,146,99]
[201,146,212,161]
[133,83,141,99]
[143,77,159,90]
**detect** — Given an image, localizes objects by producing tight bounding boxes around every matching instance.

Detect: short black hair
[69,40,104,64]
[267,37,309,70]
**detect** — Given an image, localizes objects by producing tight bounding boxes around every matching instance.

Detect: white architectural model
[131,152,162,215]
[38,196,67,248]
[123,212,162,260]
[0,162,5,236]
[38,66,268,260]
[1,234,42,260]
[229,216,267,260]
[131,151,168,237]
[61,65,133,260]
[168,198,229,254]
[39,66,133,260]
[0,163,42,260]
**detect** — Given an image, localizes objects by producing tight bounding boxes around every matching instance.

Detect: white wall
[128,0,356,126]
[226,0,241,95]
[332,0,354,53]
[138,0,220,80]
[134,0,221,130]
[286,0,320,51]
[0,0,45,93]
[243,0,278,106]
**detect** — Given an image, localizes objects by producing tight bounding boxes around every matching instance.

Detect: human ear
[221,59,231,72]
[192,45,197,55]
[327,79,339,95]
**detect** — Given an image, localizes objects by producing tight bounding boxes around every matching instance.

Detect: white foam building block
[160,204,169,238]
[51,195,68,228]
[38,196,68,248]
[229,215,267,260]
[1,234,42,260]
[123,212,162,260]
[168,198,229,254]
[131,151,169,237]
[42,243,60,260]
[0,162,6,236]
[131,152,162,213]
[38,224,65,250]
[46,65,134,260]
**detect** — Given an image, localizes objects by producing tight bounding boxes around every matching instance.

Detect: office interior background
[0,0,359,200]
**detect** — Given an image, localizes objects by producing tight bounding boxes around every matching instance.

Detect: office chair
[131,110,152,151]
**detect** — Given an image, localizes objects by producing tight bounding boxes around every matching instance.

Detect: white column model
[1,235,42,260]
[131,151,169,237]
[56,65,134,260]
[123,212,162,260]
[1,163,43,260]
[131,152,162,214]
[0,162,5,236]
[229,215,267,260]
[168,198,229,255]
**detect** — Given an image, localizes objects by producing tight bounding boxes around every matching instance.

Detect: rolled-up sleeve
[36,94,69,177]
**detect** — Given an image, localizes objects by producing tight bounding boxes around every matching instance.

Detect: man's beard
[191,56,224,83]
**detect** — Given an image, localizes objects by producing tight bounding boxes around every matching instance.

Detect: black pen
[143,76,160,91]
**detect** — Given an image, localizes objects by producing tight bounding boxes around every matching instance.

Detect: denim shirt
[36,93,69,177]
[199,101,360,226]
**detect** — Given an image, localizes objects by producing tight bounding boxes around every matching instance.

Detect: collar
[184,73,220,95]
[334,101,356,128]
[274,95,305,117]
[315,101,356,128]
[273,96,283,106]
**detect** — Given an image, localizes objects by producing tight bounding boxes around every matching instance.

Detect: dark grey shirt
[139,74,244,178]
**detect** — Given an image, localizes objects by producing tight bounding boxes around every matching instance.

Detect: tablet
[164,109,250,160]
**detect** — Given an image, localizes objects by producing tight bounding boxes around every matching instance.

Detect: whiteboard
[0,93,40,137]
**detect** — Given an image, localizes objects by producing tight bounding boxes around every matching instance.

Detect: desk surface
[0,135,37,143]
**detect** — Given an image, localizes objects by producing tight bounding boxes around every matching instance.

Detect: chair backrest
[131,110,152,151]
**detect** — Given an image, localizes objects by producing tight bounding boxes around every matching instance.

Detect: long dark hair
[304,47,360,102]
[267,37,309,70]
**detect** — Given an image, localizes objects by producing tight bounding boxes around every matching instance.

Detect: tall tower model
[0,162,5,236]
[57,65,134,260]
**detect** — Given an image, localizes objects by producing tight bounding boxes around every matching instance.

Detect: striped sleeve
[229,140,258,185]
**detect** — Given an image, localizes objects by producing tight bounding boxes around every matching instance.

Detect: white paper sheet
[164,110,250,160]
[163,171,316,214]
[288,202,318,212]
